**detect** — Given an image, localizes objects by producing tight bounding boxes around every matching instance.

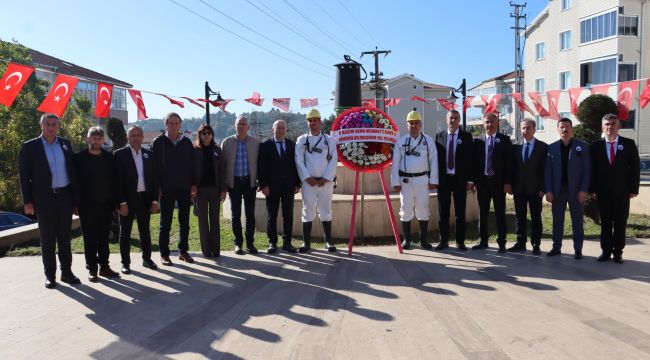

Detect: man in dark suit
[115,125,159,274]
[509,118,548,255]
[472,112,513,252]
[19,113,80,289]
[545,118,591,259]
[590,114,640,264]
[435,110,473,251]
[258,119,301,254]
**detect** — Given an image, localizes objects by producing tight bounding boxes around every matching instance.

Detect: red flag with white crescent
[546,90,562,120]
[245,91,264,106]
[436,98,458,111]
[639,79,650,109]
[0,62,34,107]
[484,94,502,114]
[568,87,584,115]
[300,98,319,108]
[410,95,429,103]
[95,82,113,118]
[528,92,550,117]
[272,98,290,112]
[180,97,205,108]
[128,89,148,120]
[512,93,535,115]
[591,84,610,96]
[157,93,184,108]
[384,98,401,107]
[362,99,376,107]
[617,80,640,120]
[463,96,474,112]
[37,74,79,118]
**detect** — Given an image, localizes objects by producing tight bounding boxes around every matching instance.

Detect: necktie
[487,136,494,176]
[278,142,286,158]
[609,141,615,165]
[447,133,455,170]
[524,142,530,164]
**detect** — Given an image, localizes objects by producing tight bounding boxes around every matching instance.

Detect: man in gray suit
[221,116,260,255]
[545,118,591,259]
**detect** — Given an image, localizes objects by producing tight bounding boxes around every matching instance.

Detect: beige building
[524,0,649,151]
[468,70,524,135]
[362,73,453,136]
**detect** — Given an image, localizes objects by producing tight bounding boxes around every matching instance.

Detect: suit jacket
[258,138,301,189]
[436,129,473,185]
[590,136,640,197]
[19,136,78,206]
[221,134,260,188]
[472,132,513,186]
[512,139,548,196]
[114,145,158,210]
[545,138,591,196]
[192,145,227,193]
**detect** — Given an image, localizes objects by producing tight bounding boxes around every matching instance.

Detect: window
[620,110,636,129]
[580,58,616,86]
[619,63,638,81]
[535,42,545,60]
[618,15,638,36]
[560,30,572,51]
[112,88,127,111]
[535,78,545,92]
[580,11,617,44]
[561,0,571,10]
[560,71,571,90]
[559,112,571,120]
[535,115,545,130]
[75,81,97,107]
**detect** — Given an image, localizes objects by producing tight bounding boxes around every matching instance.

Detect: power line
[336,0,382,48]
[166,0,333,79]
[309,0,369,50]
[197,0,331,72]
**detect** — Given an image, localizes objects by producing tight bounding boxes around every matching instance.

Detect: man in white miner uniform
[391,109,439,250]
[295,108,338,252]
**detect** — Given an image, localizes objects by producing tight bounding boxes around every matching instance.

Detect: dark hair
[195,123,215,148]
[557,117,573,127]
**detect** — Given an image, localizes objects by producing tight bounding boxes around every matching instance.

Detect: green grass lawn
[5,199,650,256]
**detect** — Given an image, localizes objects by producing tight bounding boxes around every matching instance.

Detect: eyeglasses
[200,131,213,135]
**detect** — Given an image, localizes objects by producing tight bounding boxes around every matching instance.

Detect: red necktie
[448,133,455,170]
[609,142,615,165]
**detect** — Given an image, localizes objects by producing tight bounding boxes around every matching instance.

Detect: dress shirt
[41,136,70,189]
[234,137,250,177]
[522,138,536,162]
[484,134,496,176]
[130,146,146,192]
[446,129,458,175]
[605,136,619,161]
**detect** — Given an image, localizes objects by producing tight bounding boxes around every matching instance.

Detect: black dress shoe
[121,265,132,274]
[282,243,297,253]
[532,246,542,255]
[45,278,57,289]
[267,244,277,254]
[142,259,158,270]
[498,245,506,253]
[574,251,583,260]
[613,254,624,264]
[235,246,244,255]
[547,248,561,257]
[88,270,99,283]
[507,243,526,252]
[597,253,611,262]
[434,242,449,251]
[401,241,411,250]
[420,242,433,250]
[298,244,310,253]
[456,242,468,251]
[325,243,337,252]
[247,246,259,255]
[60,272,81,285]
[472,243,488,250]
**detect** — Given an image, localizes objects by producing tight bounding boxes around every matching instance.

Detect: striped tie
[486,136,494,176]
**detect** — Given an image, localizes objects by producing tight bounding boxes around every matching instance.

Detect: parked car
[0,211,35,231]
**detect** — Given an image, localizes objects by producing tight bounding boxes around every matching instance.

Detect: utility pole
[510,2,526,143]
[361,47,391,111]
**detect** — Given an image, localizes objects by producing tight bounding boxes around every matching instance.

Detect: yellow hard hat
[406,109,422,122]
[306,108,321,119]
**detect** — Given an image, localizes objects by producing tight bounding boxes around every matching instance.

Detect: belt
[51,185,70,194]
[399,171,429,178]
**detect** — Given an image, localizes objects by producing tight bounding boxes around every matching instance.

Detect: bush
[577,94,617,134]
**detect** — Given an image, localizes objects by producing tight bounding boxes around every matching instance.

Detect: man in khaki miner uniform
[295,109,338,252]
[391,109,439,250]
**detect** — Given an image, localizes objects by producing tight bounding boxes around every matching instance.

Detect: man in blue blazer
[545,118,591,259]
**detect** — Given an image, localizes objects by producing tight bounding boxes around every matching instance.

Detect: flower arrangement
[332,107,398,172]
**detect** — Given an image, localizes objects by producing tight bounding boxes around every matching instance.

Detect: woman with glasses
[193,124,227,257]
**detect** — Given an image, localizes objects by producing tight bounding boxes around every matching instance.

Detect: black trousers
[119,193,153,265]
[79,201,113,271]
[513,192,543,247]
[477,177,507,245]
[437,174,467,244]
[266,184,295,244]
[159,187,191,256]
[228,176,256,247]
[35,188,74,279]
[598,192,630,256]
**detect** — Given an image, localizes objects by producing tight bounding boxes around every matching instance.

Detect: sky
[0,0,547,123]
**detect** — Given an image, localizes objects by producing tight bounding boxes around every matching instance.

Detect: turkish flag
[617,80,640,120]
[245,91,264,106]
[180,97,205,108]
[591,84,610,96]
[201,98,232,112]
[37,74,79,118]
[362,98,376,108]
[300,98,319,108]
[463,96,474,112]
[384,98,401,107]
[0,62,34,107]
[436,98,458,111]
[128,89,148,120]
[512,93,535,115]
[528,92,550,117]
[484,95,502,114]
[639,79,650,109]
[568,87,584,115]
[410,95,429,103]
[95,82,113,118]
[480,95,489,108]
[546,90,562,120]
[272,98,290,112]
[157,93,184,108]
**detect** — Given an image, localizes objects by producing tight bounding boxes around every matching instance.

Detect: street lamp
[448,78,467,130]
[204,81,225,127]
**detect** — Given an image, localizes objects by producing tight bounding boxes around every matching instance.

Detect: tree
[106,117,127,150]
[576,94,617,141]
